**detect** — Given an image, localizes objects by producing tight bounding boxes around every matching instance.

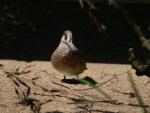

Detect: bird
[51,30,87,79]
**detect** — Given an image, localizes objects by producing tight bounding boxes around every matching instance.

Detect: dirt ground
[0,60,150,113]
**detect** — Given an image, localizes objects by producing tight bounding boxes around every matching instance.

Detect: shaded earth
[0,2,150,64]
[0,60,150,113]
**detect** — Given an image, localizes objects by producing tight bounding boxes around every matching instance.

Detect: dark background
[0,1,150,64]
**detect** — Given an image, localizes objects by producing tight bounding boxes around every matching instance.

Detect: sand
[0,60,150,113]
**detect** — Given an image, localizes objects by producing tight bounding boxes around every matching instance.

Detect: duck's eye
[64,34,68,41]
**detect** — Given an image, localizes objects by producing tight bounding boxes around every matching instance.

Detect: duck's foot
[61,75,81,84]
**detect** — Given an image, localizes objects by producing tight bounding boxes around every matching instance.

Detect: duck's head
[61,30,78,51]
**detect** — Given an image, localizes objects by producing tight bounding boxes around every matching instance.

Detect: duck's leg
[63,75,66,80]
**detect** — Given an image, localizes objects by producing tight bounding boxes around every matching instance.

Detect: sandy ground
[0,60,150,113]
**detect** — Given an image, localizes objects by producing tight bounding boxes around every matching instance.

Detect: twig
[128,71,148,113]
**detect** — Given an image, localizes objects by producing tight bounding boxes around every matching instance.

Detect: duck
[51,30,87,79]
